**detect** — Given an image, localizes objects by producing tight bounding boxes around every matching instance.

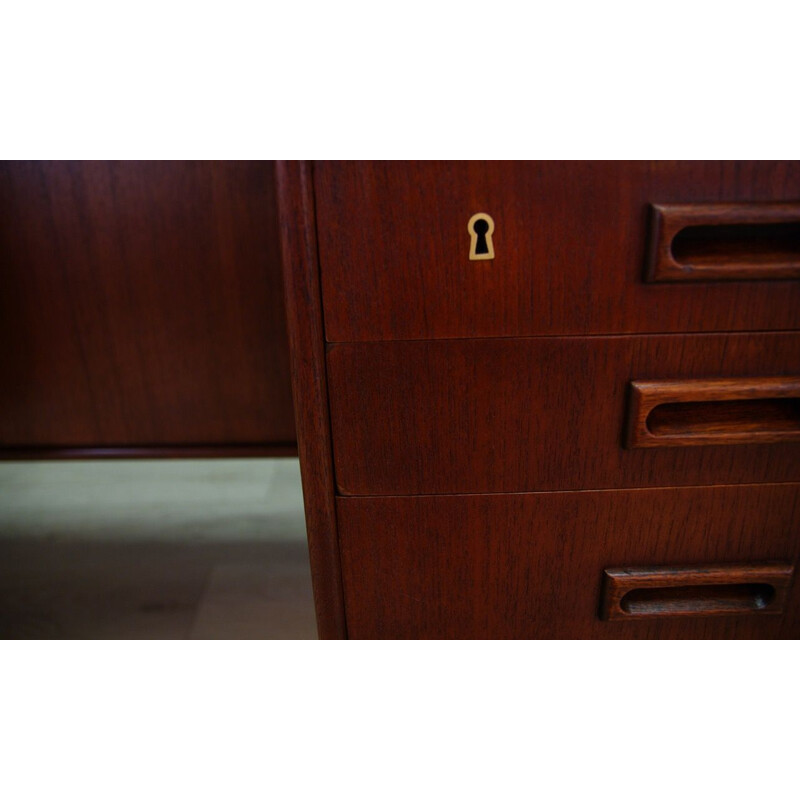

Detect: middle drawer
[327,332,800,495]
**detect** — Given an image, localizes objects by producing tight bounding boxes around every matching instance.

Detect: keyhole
[473,218,490,254]
[468,212,495,260]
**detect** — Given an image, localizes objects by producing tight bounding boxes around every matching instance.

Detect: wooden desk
[279,160,800,639]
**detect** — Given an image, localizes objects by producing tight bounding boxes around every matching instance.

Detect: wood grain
[0,161,295,452]
[646,202,800,282]
[314,161,800,342]
[0,444,297,460]
[327,332,800,495]
[600,562,794,620]
[337,484,800,638]
[276,161,347,639]
[286,161,800,639]
[626,376,800,448]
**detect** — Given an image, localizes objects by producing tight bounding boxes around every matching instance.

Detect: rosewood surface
[327,332,800,495]
[283,160,800,639]
[337,484,800,638]
[314,161,800,342]
[276,161,347,638]
[0,161,295,454]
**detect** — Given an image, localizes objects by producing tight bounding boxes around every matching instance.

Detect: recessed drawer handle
[600,562,794,620]
[645,202,800,282]
[625,376,800,448]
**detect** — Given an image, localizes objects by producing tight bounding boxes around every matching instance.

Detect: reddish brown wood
[283,161,800,639]
[600,562,794,620]
[646,202,800,282]
[313,161,800,342]
[337,484,800,638]
[0,443,297,460]
[327,332,800,495]
[0,161,295,451]
[626,376,800,448]
[276,161,346,639]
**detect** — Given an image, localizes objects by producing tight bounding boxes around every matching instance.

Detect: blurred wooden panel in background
[0,161,295,456]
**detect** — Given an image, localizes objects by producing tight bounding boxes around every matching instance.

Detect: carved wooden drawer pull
[645,202,800,282]
[600,562,794,620]
[625,376,800,448]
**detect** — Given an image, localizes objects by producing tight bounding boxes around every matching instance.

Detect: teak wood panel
[0,161,295,451]
[337,484,800,639]
[276,161,347,638]
[327,332,800,495]
[314,161,800,342]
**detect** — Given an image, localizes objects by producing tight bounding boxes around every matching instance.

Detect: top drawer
[314,161,800,342]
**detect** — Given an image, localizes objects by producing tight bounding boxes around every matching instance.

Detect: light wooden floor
[0,459,317,639]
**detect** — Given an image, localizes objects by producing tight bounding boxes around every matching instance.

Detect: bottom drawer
[337,484,800,638]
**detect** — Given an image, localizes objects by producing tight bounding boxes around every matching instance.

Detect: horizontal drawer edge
[335,480,800,500]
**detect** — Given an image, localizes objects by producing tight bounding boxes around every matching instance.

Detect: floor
[0,458,317,639]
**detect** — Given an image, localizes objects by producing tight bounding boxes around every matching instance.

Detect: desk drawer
[337,484,800,638]
[315,161,800,342]
[327,332,800,495]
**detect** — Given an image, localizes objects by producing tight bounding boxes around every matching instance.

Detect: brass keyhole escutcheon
[468,212,495,260]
